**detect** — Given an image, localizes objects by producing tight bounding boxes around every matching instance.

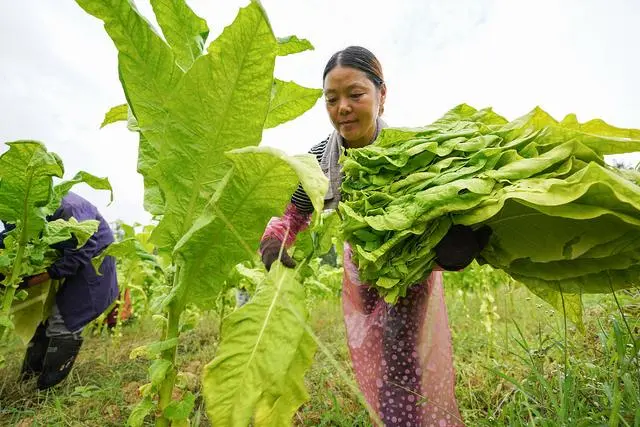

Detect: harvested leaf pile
[340,105,640,303]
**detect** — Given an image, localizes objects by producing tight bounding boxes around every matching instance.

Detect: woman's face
[323,66,386,148]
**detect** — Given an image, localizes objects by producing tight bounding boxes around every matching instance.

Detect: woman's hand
[18,272,51,290]
[434,224,492,271]
[259,238,296,271]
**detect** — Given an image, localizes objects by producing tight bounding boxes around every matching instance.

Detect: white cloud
[1,0,639,225]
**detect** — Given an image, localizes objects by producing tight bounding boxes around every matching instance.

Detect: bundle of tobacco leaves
[339,105,640,304]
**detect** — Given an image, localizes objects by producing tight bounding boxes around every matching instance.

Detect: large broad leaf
[560,113,640,155]
[150,0,209,71]
[173,146,327,308]
[76,0,183,218]
[75,0,182,129]
[511,266,640,295]
[50,171,113,212]
[0,141,106,295]
[254,330,315,425]
[476,200,640,266]
[202,263,314,426]
[150,1,278,251]
[264,79,322,129]
[0,141,63,240]
[90,238,138,273]
[90,237,160,275]
[42,218,100,247]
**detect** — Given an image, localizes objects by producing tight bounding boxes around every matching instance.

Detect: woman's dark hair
[322,46,384,89]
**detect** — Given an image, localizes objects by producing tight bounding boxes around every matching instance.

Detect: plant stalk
[155,265,185,427]
[0,226,28,339]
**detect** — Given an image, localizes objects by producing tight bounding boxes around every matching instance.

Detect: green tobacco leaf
[173,146,327,309]
[150,0,209,71]
[254,329,315,426]
[130,338,179,360]
[51,171,113,210]
[316,210,341,255]
[478,200,637,265]
[525,285,584,332]
[149,358,172,389]
[340,104,640,301]
[138,134,166,216]
[43,218,99,247]
[137,224,160,255]
[127,396,155,427]
[203,263,313,426]
[75,0,181,127]
[163,392,196,420]
[9,280,53,344]
[76,0,183,220]
[560,113,640,155]
[291,229,314,261]
[100,104,128,128]
[292,210,341,262]
[264,79,322,129]
[150,2,278,251]
[90,238,146,274]
[276,35,313,56]
[228,263,266,293]
[118,221,136,239]
[520,267,640,299]
[0,141,63,240]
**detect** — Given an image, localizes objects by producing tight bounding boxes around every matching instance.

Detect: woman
[2,192,119,390]
[260,46,488,426]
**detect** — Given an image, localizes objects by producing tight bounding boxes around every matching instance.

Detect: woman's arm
[259,203,312,270]
[259,137,329,270]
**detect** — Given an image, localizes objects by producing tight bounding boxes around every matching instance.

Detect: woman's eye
[350,93,364,100]
[326,98,337,104]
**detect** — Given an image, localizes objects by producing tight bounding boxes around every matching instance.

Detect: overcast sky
[1,0,639,225]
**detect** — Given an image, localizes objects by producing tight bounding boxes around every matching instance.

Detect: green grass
[1,318,154,426]
[295,300,371,426]
[448,285,640,426]
[0,314,219,426]
[1,285,638,426]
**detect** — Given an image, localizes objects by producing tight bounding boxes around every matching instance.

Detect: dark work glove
[435,224,492,271]
[17,279,29,291]
[17,272,51,290]
[260,237,296,271]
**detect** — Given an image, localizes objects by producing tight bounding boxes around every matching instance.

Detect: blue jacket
[1,192,119,332]
[47,192,119,331]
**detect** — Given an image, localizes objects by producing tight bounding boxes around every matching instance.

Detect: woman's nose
[338,99,351,115]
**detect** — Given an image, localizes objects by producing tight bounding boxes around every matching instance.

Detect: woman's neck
[343,119,381,149]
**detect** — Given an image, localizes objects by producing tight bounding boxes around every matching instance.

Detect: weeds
[1,284,637,426]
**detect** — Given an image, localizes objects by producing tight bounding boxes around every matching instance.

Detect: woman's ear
[378,83,387,115]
